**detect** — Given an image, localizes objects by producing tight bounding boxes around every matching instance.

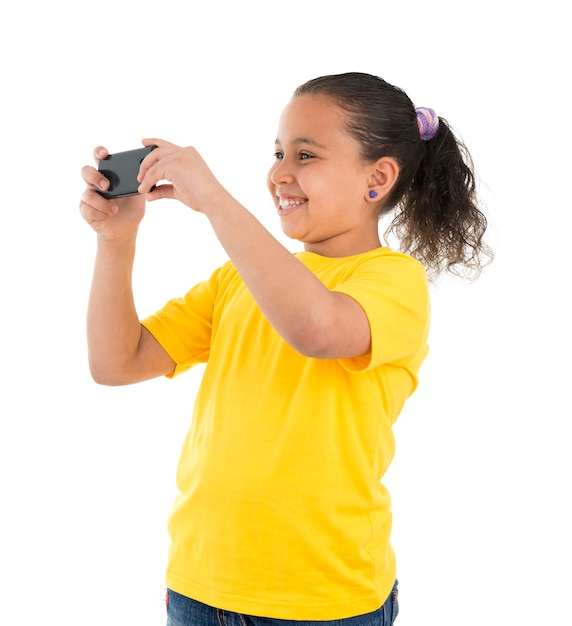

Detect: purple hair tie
[415,107,439,141]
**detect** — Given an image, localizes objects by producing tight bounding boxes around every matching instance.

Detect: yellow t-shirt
[141,248,430,620]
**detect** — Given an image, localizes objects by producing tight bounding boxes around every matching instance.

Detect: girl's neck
[303,233,382,258]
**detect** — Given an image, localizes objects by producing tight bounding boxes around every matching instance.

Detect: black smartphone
[96,145,157,199]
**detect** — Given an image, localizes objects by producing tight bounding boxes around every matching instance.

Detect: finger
[81,189,118,216]
[80,198,107,226]
[145,183,176,202]
[142,138,177,150]
[93,145,109,163]
[82,165,111,191]
[86,146,111,191]
[139,138,181,178]
[137,146,171,190]
[80,198,117,232]
[138,144,164,178]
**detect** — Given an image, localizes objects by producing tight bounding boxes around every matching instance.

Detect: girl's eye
[273,151,314,161]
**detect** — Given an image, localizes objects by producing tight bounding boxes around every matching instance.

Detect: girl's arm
[80,148,175,385]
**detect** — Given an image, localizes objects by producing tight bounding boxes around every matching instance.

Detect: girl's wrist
[96,231,138,253]
[201,186,241,224]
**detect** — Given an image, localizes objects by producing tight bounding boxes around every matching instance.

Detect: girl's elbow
[89,360,129,386]
[90,368,119,386]
[289,320,370,360]
[289,326,337,359]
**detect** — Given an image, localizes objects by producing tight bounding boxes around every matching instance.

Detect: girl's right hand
[79,146,146,242]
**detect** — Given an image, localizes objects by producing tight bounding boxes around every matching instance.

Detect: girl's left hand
[137,138,226,214]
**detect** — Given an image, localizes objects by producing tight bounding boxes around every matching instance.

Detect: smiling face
[267,94,384,257]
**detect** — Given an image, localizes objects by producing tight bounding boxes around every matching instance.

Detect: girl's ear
[366,157,399,202]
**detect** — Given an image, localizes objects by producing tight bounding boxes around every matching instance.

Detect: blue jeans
[166,582,399,626]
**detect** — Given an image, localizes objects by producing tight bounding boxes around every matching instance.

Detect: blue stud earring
[369,190,378,199]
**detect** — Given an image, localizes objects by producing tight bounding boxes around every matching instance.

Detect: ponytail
[387,116,493,279]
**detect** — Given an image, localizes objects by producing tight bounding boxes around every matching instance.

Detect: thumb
[145,183,176,202]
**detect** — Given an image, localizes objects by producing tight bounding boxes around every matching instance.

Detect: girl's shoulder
[295,247,426,277]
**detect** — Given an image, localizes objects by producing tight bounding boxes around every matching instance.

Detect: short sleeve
[333,253,430,373]
[141,265,225,376]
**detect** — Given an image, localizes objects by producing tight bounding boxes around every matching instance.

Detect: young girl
[80,72,491,626]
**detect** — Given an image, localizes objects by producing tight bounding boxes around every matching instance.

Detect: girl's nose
[270,159,295,185]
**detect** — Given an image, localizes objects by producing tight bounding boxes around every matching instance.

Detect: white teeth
[279,198,305,209]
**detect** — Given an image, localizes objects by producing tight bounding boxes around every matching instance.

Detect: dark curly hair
[294,72,493,279]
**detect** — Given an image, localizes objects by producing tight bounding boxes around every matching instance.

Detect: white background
[1,1,570,624]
